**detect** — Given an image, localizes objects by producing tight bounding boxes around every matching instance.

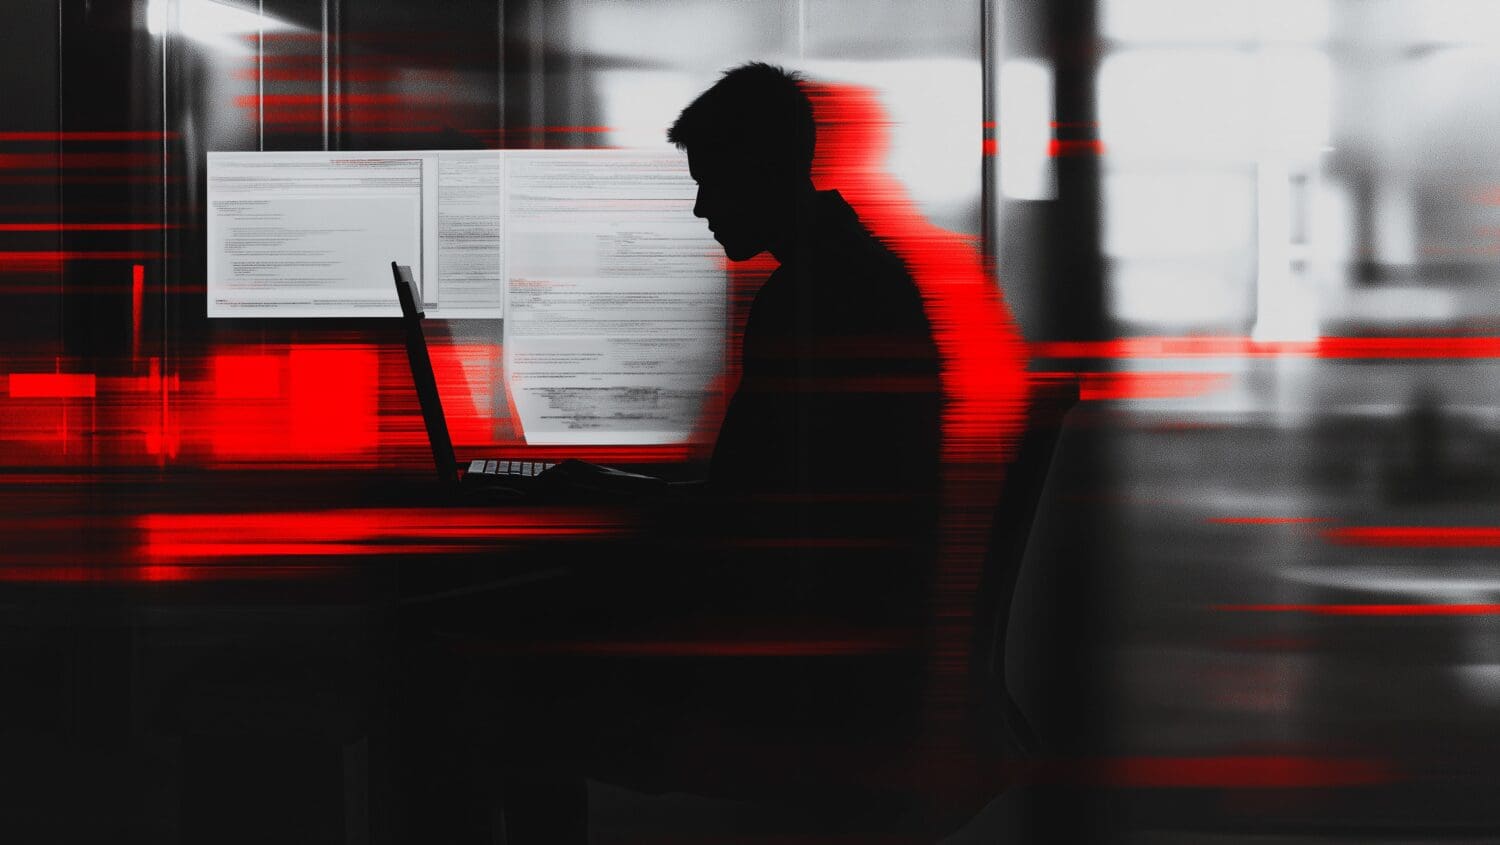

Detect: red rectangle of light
[9,373,97,398]
[214,354,283,399]
[289,346,376,455]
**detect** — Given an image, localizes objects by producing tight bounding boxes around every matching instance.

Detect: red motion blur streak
[806,83,1029,763]
[1209,517,1332,525]
[1324,526,1500,546]
[1216,604,1500,617]
[0,153,162,170]
[138,508,624,564]
[1047,139,1106,157]
[1035,335,1500,360]
[806,82,1029,463]
[0,223,174,232]
[131,264,145,360]
[0,251,163,274]
[1069,371,1229,400]
[0,131,175,142]
[0,564,352,584]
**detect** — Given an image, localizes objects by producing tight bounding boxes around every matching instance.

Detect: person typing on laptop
[550,61,940,525]
[412,63,944,842]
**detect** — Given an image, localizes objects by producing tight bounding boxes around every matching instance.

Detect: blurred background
[5,0,1500,841]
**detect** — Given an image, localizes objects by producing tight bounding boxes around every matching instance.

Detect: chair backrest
[969,377,1077,756]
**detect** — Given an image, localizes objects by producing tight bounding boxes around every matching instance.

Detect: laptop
[392,262,665,494]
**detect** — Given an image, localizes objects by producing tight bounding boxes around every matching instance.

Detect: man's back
[705,189,942,626]
[710,189,941,498]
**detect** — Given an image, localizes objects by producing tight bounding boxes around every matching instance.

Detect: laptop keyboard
[466,459,556,480]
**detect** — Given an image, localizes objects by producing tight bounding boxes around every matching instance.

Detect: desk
[0,468,646,844]
[0,467,948,842]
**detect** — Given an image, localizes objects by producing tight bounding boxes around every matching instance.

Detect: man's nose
[693,186,707,219]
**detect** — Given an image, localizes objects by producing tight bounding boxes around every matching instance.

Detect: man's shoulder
[808,216,906,285]
[813,215,926,320]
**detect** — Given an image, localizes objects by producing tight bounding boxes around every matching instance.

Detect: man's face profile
[687,148,779,262]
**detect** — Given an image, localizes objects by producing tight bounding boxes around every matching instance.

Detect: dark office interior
[5,0,1500,842]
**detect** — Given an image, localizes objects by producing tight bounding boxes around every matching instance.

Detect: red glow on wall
[9,373,97,398]
[214,355,282,400]
[290,346,378,456]
[209,353,287,458]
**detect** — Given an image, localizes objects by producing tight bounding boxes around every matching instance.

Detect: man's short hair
[667,62,815,179]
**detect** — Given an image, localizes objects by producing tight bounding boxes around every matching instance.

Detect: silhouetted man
[416,63,945,842]
[676,63,940,504]
[662,63,942,628]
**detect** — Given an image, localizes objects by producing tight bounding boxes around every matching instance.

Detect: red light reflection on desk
[139,508,622,565]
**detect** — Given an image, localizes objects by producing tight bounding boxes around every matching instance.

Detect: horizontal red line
[141,542,488,560]
[0,564,346,583]
[1324,526,1500,546]
[1048,139,1106,157]
[1215,603,1500,616]
[1034,336,1500,360]
[0,223,174,232]
[0,250,162,260]
[0,153,161,170]
[0,174,177,186]
[236,94,416,107]
[1210,517,1332,525]
[460,126,614,135]
[0,131,175,142]
[1076,371,1229,400]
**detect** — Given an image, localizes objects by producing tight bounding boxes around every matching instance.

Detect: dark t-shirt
[710,190,940,496]
[699,190,942,625]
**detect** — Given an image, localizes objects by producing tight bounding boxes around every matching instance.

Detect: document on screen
[502,150,724,445]
[207,152,435,317]
[432,151,504,317]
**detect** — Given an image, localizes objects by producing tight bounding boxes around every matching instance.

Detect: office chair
[969,377,1079,761]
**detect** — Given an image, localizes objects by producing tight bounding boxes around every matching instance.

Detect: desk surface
[0,467,659,608]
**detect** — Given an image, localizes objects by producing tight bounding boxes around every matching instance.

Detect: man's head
[668,62,816,261]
